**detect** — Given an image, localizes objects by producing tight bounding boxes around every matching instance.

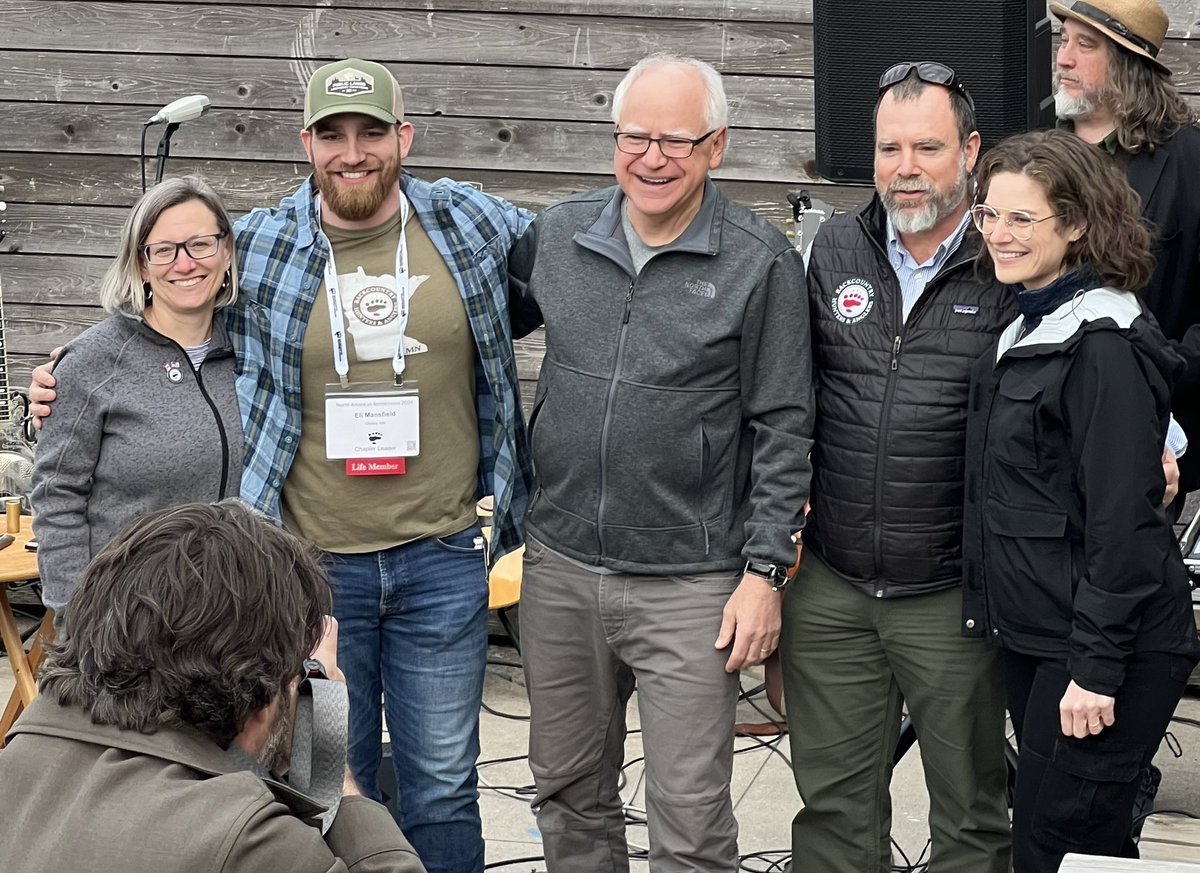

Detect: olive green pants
[779,551,1011,873]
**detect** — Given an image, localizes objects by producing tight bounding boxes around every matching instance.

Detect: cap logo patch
[831,278,875,325]
[325,68,375,97]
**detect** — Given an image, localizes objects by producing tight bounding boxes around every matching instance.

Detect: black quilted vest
[805,197,1017,597]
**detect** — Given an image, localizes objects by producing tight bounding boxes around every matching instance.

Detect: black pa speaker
[814,0,1055,183]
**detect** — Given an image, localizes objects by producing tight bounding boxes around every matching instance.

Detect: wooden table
[0,515,52,747]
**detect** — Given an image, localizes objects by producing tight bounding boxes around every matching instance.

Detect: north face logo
[685,279,716,299]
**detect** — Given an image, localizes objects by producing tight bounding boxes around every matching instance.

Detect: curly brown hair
[974,129,1155,291]
[39,501,331,748]
[1107,44,1196,155]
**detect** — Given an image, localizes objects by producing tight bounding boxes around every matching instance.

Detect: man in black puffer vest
[778,64,1014,873]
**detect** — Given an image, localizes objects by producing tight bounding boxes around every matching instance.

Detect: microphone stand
[152,122,183,186]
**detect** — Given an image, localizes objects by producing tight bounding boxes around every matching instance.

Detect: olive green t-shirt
[281,206,479,553]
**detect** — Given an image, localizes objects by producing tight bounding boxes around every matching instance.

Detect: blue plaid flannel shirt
[226,173,534,561]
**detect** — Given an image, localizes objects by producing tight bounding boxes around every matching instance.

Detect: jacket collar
[573,180,723,274]
[115,307,235,355]
[996,286,1143,359]
[9,696,326,819]
[858,194,981,271]
[1124,140,1170,213]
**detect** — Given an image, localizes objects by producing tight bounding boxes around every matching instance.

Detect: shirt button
[966,619,976,629]
[992,628,1000,635]
[875,590,884,598]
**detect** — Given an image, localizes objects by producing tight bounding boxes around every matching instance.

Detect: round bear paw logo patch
[831,279,875,324]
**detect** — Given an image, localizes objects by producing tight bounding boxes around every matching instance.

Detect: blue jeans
[327,524,489,873]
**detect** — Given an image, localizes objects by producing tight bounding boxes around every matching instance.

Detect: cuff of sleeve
[324,795,421,867]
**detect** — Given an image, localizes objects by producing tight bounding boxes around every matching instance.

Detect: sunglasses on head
[879,61,975,110]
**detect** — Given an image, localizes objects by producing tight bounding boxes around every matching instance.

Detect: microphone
[146,94,211,126]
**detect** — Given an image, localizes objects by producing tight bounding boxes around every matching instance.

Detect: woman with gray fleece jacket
[33,177,242,625]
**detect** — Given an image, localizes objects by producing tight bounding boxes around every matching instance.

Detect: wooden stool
[0,516,53,747]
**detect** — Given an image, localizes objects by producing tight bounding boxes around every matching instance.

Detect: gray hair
[611,53,729,131]
[99,175,238,315]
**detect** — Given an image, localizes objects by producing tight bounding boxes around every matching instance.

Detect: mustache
[887,180,931,195]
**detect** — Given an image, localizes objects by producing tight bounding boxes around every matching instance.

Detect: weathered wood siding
[1,0,1199,396]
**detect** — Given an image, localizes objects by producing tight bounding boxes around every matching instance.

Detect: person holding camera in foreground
[0,501,425,873]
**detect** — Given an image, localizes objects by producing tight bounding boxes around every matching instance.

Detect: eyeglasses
[614,129,720,159]
[970,205,1063,241]
[142,232,227,265]
[878,61,975,110]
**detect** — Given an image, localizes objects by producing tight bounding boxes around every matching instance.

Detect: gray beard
[882,170,970,235]
[1054,85,1097,121]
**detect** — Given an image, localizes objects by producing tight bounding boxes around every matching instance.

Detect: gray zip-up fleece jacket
[508,182,813,572]
[32,311,242,611]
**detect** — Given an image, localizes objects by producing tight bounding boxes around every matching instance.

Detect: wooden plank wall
[2,0,1200,399]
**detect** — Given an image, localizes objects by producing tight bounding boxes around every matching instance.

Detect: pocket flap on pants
[1051,736,1144,783]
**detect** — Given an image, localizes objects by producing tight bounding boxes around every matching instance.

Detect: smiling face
[613,64,726,244]
[874,86,979,238]
[1054,18,1113,121]
[980,171,1084,290]
[139,199,232,323]
[301,113,414,228]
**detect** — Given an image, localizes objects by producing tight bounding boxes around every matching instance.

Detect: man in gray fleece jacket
[507,54,813,872]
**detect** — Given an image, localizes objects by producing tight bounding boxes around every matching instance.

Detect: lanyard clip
[339,375,350,389]
[393,374,405,388]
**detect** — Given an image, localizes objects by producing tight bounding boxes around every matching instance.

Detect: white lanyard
[318,192,410,387]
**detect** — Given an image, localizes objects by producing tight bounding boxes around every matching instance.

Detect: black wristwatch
[744,559,790,591]
[303,658,329,681]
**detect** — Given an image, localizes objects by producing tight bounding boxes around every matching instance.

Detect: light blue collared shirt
[886,210,971,323]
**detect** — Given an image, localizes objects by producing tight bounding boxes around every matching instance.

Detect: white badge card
[325,384,420,468]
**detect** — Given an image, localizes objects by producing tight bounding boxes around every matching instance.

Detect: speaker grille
[814,0,1053,182]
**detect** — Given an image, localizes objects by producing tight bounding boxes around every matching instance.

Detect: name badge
[325,383,420,467]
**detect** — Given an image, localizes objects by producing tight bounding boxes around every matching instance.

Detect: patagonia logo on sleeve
[953,305,979,315]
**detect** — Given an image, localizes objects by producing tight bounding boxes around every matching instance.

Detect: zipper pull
[622,279,635,324]
[890,335,902,371]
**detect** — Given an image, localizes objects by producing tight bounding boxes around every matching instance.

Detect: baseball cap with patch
[304,58,405,128]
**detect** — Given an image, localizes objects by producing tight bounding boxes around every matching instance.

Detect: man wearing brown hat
[32,58,532,873]
[1053,0,1200,502]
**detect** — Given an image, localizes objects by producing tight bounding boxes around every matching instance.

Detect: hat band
[1071,1,1161,56]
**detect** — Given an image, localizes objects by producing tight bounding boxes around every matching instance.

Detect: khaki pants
[521,536,742,872]
[779,551,1011,873]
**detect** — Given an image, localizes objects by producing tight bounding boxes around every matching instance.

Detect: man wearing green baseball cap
[239,58,531,873]
[233,57,531,873]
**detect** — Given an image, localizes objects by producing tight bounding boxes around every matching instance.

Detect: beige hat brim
[1050,2,1171,73]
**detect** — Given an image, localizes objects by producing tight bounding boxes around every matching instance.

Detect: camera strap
[288,676,350,834]
[223,677,349,835]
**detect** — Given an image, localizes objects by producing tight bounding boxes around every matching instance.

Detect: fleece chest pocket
[989,376,1044,470]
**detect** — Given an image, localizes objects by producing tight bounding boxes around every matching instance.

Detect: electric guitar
[0,184,35,503]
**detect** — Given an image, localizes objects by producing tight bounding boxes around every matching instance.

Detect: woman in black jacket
[963,128,1199,872]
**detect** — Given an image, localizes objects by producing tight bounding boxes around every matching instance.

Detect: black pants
[1003,650,1192,873]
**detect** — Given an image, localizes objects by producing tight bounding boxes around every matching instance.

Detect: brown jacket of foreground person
[1,697,425,873]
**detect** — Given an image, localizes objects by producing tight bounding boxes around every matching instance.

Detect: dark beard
[315,159,401,223]
[258,699,296,775]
